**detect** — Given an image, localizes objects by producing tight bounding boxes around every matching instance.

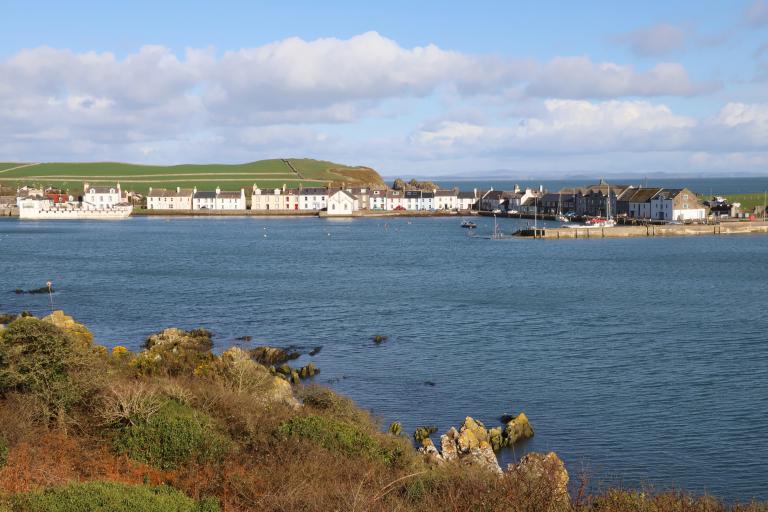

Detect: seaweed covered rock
[417,437,443,465]
[508,452,569,505]
[440,427,459,461]
[251,345,299,365]
[42,310,94,348]
[458,416,488,452]
[504,412,534,445]
[413,425,438,443]
[134,328,214,376]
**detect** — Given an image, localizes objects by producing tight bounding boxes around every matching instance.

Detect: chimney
[176,186,181,193]
[149,186,153,194]
[282,183,286,192]
[215,186,221,195]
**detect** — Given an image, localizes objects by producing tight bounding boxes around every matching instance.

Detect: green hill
[0,158,385,194]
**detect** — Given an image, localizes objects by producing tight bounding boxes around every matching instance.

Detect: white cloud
[615,24,687,57]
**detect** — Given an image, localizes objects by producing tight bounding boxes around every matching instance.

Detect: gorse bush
[0,317,100,424]
[277,414,412,468]
[113,400,231,470]
[10,481,219,512]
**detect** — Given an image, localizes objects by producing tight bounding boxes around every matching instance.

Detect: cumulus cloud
[0,33,753,173]
[744,0,768,27]
[614,24,687,57]
[410,100,696,156]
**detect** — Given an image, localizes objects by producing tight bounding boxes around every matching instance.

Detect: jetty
[513,221,768,239]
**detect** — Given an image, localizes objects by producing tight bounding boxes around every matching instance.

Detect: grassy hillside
[0,158,385,194]
[727,193,768,212]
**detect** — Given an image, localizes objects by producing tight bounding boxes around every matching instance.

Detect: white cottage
[326,190,359,216]
[83,182,122,209]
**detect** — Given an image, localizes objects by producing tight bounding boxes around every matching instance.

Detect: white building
[215,188,246,210]
[326,190,359,216]
[385,190,405,211]
[457,191,476,211]
[193,190,216,210]
[83,183,122,210]
[650,188,706,221]
[435,190,458,210]
[146,187,194,210]
[299,187,328,211]
[369,189,386,210]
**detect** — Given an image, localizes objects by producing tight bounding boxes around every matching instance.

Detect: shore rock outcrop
[251,345,299,365]
[508,452,569,505]
[504,412,534,445]
[42,310,93,347]
[435,417,502,474]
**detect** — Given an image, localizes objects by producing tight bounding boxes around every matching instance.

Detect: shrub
[0,317,100,424]
[114,400,231,470]
[277,414,413,469]
[98,382,164,427]
[10,481,218,512]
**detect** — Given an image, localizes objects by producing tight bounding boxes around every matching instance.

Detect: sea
[1,177,767,502]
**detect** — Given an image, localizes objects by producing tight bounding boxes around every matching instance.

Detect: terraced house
[146,187,194,210]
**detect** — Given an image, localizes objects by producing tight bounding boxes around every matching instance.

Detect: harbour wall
[523,222,768,239]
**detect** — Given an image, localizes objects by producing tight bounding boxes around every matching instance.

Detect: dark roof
[194,191,216,199]
[539,193,562,203]
[404,191,422,199]
[218,191,242,199]
[626,188,662,203]
[435,189,456,197]
[300,187,328,195]
[88,186,115,194]
[422,191,434,198]
[483,190,504,200]
[457,191,475,199]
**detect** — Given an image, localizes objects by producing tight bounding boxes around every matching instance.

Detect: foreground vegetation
[0,158,385,194]
[0,311,764,511]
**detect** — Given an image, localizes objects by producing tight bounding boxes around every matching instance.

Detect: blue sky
[1,1,767,177]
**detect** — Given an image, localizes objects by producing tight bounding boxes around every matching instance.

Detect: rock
[413,425,438,443]
[488,426,504,451]
[462,416,489,443]
[504,412,534,445]
[235,335,252,342]
[440,430,458,461]
[371,335,388,344]
[251,346,298,365]
[309,346,322,356]
[418,437,444,465]
[290,370,300,385]
[508,452,569,505]
[276,363,292,376]
[467,441,502,475]
[42,310,94,347]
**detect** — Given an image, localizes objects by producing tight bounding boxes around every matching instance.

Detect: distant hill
[0,158,385,194]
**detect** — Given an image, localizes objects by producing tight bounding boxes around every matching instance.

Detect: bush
[10,481,218,512]
[113,400,231,470]
[277,414,412,468]
[0,317,99,423]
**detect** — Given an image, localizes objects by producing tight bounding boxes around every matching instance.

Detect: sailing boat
[556,191,569,222]
[585,183,616,227]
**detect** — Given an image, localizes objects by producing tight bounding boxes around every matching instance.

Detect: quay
[514,221,768,239]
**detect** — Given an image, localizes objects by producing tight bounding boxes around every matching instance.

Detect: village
[1,179,764,224]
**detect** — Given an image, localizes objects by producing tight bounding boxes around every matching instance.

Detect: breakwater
[516,221,768,238]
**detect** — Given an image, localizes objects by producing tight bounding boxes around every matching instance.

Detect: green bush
[277,414,412,468]
[11,481,218,512]
[114,400,231,470]
[0,318,98,422]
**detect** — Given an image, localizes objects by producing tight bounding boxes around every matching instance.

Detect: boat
[461,220,477,229]
[563,182,616,228]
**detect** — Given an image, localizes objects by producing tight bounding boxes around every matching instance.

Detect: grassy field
[727,192,768,212]
[0,158,385,194]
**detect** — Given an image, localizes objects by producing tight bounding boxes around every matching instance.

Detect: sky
[0,0,767,177]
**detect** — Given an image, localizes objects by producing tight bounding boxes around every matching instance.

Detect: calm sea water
[1,215,767,501]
